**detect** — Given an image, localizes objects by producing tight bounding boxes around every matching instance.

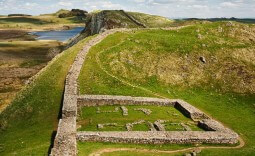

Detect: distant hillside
[8,14,31,17]
[127,12,173,27]
[0,9,85,30]
[183,18,255,24]
[83,10,173,36]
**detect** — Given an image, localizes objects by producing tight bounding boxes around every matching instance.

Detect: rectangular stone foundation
[77,95,239,145]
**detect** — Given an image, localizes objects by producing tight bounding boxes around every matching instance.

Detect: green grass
[127,12,173,28]
[78,142,193,156]
[101,151,183,156]
[0,36,95,155]
[78,105,200,131]
[78,22,255,155]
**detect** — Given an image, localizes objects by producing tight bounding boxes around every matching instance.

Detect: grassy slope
[0,36,94,155]
[78,22,255,155]
[127,12,173,28]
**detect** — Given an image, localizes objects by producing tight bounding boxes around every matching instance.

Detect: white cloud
[133,0,146,3]
[220,2,239,8]
[58,1,73,7]
[25,2,38,7]
[0,0,254,18]
[191,4,208,9]
[83,1,124,10]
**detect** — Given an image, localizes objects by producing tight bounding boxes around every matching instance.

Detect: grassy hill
[87,10,173,29]
[78,22,255,155]
[127,12,173,27]
[0,9,85,30]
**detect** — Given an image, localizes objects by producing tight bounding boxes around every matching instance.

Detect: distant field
[184,18,255,24]
[0,29,35,41]
[0,40,62,111]
[0,14,84,30]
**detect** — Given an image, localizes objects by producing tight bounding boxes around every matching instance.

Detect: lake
[31,27,84,42]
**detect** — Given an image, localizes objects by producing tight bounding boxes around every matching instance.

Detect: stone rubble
[97,123,117,129]
[120,106,128,116]
[148,121,157,131]
[154,120,167,131]
[126,120,145,131]
[134,108,152,115]
[180,123,192,131]
[96,107,119,113]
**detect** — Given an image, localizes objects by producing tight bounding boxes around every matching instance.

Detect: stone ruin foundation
[76,95,239,145]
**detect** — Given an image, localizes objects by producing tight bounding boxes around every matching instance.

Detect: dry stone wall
[51,29,128,156]
[77,95,175,107]
[77,131,238,144]
[174,100,210,120]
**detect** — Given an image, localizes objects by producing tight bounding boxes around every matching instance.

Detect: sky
[0,0,255,18]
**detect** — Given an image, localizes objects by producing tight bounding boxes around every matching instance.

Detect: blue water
[31,27,84,42]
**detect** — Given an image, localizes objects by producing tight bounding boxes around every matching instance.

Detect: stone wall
[51,29,127,156]
[174,100,210,120]
[51,117,77,155]
[77,95,176,107]
[77,131,239,144]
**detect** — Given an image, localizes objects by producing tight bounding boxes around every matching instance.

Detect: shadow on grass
[47,84,65,155]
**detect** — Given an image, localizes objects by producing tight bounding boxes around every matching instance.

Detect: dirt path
[92,27,245,156]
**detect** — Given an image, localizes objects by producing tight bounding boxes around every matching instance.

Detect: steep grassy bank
[78,22,255,155]
[0,36,94,155]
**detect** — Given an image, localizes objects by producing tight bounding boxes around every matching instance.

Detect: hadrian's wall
[51,29,127,156]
